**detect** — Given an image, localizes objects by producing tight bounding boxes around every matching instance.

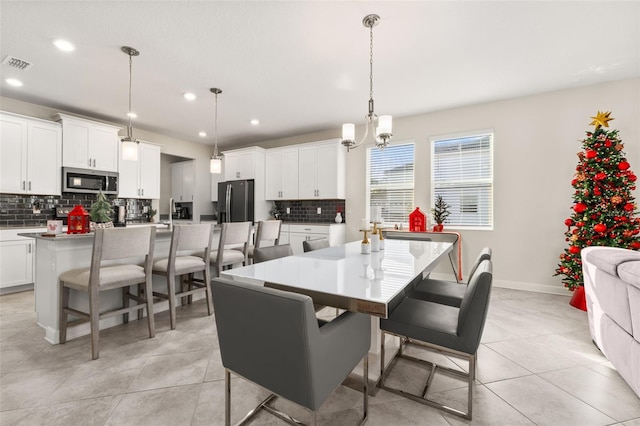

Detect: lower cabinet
[0,229,37,290]
[284,224,346,255]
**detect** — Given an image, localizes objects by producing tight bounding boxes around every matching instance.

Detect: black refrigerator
[217,179,254,223]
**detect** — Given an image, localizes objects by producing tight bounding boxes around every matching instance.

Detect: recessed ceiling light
[6,78,23,87]
[127,112,137,118]
[53,39,75,52]
[250,119,260,126]
[184,92,196,101]
[199,131,207,137]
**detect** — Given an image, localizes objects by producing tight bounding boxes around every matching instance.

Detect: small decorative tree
[90,191,113,228]
[431,194,451,231]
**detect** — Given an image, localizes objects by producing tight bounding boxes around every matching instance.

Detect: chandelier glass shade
[120,46,140,161]
[341,14,392,152]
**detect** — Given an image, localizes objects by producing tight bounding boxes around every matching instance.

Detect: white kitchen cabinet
[118,141,161,199]
[265,147,298,200]
[298,139,345,199]
[286,224,346,255]
[54,113,120,172]
[223,147,265,181]
[171,160,195,202]
[0,112,62,195]
[0,229,39,290]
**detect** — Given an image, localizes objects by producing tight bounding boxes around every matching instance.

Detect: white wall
[0,96,217,221]
[253,78,640,294]
[3,78,638,294]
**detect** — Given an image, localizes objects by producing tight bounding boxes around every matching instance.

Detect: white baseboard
[428,272,569,296]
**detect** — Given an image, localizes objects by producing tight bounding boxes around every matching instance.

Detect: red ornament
[594,172,607,181]
[564,218,574,227]
[629,173,637,182]
[593,223,607,233]
[569,246,580,254]
[605,140,612,147]
[630,241,640,250]
[624,203,635,212]
[585,150,597,159]
[574,203,587,213]
[571,179,578,186]
[576,221,585,227]
[618,161,630,171]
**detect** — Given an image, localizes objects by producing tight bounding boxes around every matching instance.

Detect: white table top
[221,239,453,318]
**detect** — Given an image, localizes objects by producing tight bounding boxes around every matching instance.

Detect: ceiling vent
[2,55,33,71]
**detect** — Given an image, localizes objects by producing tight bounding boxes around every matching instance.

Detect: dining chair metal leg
[225,369,231,426]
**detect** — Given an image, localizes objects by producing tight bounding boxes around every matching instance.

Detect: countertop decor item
[90,191,114,230]
[67,204,90,234]
[335,211,342,223]
[341,14,392,152]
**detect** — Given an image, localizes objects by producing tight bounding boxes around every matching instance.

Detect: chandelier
[120,46,140,161]
[209,88,223,174]
[341,14,392,152]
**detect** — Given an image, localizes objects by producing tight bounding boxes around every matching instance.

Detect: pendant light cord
[127,53,133,138]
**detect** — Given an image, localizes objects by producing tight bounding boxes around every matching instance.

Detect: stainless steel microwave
[62,167,118,194]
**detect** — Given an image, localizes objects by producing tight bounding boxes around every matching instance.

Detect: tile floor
[0,288,639,426]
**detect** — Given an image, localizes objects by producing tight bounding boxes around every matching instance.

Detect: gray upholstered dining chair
[252,243,293,264]
[151,224,213,329]
[409,247,492,307]
[211,277,370,426]
[380,259,493,420]
[210,221,252,277]
[240,220,282,264]
[302,238,330,253]
[58,226,156,360]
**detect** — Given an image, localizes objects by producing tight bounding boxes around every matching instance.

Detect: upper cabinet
[298,139,345,199]
[223,146,265,181]
[118,141,161,199]
[54,113,120,172]
[265,147,298,200]
[0,111,62,195]
[171,160,195,202]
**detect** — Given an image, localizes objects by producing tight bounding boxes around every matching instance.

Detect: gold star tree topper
[589,111,614,130]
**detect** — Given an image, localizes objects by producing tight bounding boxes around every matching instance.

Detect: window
[367,142,414,225]
[431,132,493,229]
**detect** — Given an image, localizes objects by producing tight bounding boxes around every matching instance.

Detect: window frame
[366,140,415,227]
[429,130,494,231]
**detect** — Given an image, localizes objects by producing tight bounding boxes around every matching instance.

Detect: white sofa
[582,246,640,398]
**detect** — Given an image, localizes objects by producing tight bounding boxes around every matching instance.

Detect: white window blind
[431,133,493,228]
[368,142,414,225]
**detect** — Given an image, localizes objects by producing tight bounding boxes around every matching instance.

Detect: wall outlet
[317,207,321,214]
[286,207,290,214]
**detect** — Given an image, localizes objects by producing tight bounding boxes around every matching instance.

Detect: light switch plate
[286,207,290,214]
[317,207,321,214]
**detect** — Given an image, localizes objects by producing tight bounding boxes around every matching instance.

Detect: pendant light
[121,46,140,161]
[341,14,392,152]
[210,88,223,174]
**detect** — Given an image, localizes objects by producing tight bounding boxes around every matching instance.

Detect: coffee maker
[113,205,126,227]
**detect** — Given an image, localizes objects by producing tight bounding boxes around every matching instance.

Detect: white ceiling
[1,1,638,150]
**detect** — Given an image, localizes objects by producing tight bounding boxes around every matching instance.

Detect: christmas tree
[556,111,640,292]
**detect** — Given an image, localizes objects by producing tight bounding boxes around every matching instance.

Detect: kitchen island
[20,224,221,344]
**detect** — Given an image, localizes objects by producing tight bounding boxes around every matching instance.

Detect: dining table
[221,238,453,359]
